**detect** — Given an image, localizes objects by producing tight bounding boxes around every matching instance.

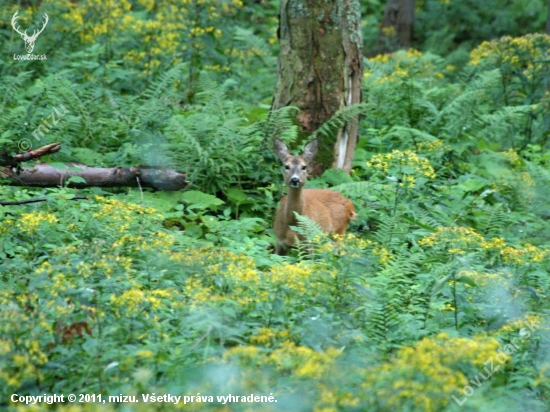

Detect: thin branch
[2,142,62,166]
[189,327,212,353]
[0,196,87,206]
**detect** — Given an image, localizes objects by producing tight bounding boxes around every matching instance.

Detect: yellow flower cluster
[55,0,241,74]
[371,48,422,64]
[373,245,392,266]
[112,231,174,252]
[190,26,221,37]
[315,384,359,411]
[420,226,548,265]
[0,290,52,388]
[366,49,443,84]
[405,49,423,59]
[16,212,58,235]
[490,170,535,204]
[316,233,372,257]
[470,34,550,67]
[92,196,162,233]
[35,252,134,286]
[203,64,230,72]
[362,333,503,412]
[415,139,448,155]
[249,328,291,347]
[135,349,154,359]
[249,327,278,346]
[173,247,265,306]
[458,269,513,287]
[77,255,134,279]
[501,148,521,166]
[501,244,547,265]
[111,287,174,318]
[94,196,161,216]
[225,341,341,380]
[172,247,333,309]
[419,226,485,250]
[367,150,436,184]
[269,263,317,294]
[498,313,542,333]
[369,53,391,64]
[380,26,397,37]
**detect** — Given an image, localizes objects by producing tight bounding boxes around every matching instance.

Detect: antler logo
[11,10,49,54]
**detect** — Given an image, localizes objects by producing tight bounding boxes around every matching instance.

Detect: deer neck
[284,186,305,226]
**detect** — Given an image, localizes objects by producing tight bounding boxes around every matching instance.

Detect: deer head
[274,138,318,189]
[12,10,49,54]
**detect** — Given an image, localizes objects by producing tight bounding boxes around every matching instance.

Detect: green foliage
[1,0,550,410]
[360,0,547,61]
[414,0,547,56]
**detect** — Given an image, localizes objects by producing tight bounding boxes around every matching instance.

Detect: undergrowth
[1,1,550,410]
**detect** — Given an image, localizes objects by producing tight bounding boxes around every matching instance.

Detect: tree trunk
[375,0,416,54]
[272,0,363,174]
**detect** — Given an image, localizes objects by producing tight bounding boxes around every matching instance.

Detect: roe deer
[273,138,356,255]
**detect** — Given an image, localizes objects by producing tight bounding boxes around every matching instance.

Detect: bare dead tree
[375,0,416,55]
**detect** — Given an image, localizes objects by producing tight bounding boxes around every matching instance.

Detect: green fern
[313,103,369,140]
[143,63,187,100]
[232,27,274,65]
[261,106,300,144]
[292,212,324,260]
[0,71,32,113]
[478,204,507,238]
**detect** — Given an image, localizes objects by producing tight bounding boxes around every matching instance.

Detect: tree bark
[375,0,416,54]
[272,0,363,174]
[1,164,189,191]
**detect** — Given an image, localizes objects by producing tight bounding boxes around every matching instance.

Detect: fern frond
[330,181,377,199]
[478,204,507,238]
[372,214,404,247]
[385,126,438,146]
[262,106,300,143]
[0,71,32,112]
[434,69,502,140]
[143,63,187,100]
[292,213,324,259]
[232,27,274,65]
[313,103,369,139]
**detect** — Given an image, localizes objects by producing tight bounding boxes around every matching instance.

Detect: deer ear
[303,139,318,164]
[273,139,290,162]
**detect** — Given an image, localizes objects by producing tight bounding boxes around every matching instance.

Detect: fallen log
[1,143,189,191]
[1,164,189,191]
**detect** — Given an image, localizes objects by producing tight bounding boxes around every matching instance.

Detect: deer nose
[290,177,300,186]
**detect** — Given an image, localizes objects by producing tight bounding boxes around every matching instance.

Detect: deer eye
[301,165,307,170]
[284,165,290,170]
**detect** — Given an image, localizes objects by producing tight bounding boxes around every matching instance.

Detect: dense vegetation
[1,0,549,411]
